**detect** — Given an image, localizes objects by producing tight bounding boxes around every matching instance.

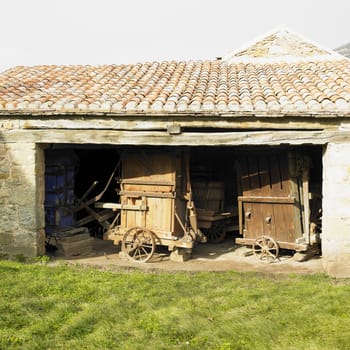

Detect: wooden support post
[302,168,310,244]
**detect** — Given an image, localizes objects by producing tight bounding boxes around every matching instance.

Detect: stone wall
[322,142,350,277]
[0,142,45,258]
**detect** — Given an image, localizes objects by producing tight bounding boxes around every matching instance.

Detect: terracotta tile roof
[0,59,349,116]
[0,28,349,117]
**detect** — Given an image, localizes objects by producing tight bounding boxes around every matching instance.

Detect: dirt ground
[52,235,325,275]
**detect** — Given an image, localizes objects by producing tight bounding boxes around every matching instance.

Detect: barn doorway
[43,144,323,260]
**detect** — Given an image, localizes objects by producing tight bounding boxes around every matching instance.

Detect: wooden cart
[97,149,205,262]
[196,208,236,243]
[192,181,238,243]
[235,150,321,261]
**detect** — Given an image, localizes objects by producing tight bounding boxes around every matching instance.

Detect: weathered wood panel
[122,153,175,185]
[120,152,180,237]
[14,117,340,131]
[237,151,304,245]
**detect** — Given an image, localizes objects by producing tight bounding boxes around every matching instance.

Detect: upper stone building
[335,43,350,59]
[223,26,336,61]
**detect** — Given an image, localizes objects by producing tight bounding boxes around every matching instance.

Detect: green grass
[0,261,349,350]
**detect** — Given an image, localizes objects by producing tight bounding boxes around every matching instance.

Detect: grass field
[0,260,349,350]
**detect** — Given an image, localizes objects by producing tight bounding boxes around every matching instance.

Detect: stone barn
[0,28,350,277]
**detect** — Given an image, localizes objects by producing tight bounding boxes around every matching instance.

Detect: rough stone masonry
[322,142,350,278]
[0,142,45,258]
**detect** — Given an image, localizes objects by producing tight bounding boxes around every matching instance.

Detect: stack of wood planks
[56,227,94,257]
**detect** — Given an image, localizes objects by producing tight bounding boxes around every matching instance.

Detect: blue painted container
[45,150,79,236]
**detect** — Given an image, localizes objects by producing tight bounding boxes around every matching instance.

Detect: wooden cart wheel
[203,221,227,243]
[252,236,279,262]
[122,227,155,263]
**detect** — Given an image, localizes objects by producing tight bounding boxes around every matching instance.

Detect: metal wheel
[122,227,155,263]
[252,235,279,262]
[203,221,227,243]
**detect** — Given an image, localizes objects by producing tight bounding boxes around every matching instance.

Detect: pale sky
[0,0,349,71]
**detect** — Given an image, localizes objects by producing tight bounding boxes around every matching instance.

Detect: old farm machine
[95,149,207,262]
[235,149,321,262]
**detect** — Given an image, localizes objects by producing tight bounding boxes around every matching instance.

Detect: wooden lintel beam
[0,129,347,145]
[0,116,343,131]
